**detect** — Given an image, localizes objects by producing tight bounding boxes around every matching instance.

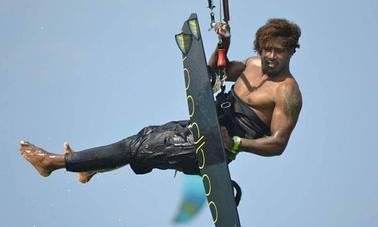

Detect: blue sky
[1,0,378,226]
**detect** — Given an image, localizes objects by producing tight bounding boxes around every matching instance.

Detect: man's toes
[64,142,74,154]
[20,140,30,147]
[78,177,89,184]
[20,144,30,155]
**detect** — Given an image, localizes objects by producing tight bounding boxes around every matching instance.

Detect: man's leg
[64,138,133,172]
[20,120,199,179]
[20,140,66,177]
[20,136,134,178]
[128,120,199,175]
[63,143,119,183]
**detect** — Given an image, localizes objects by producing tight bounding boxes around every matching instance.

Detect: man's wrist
[230,136,241,154]
[220,37,231,46]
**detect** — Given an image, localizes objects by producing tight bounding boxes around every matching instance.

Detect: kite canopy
[173,175,206,223]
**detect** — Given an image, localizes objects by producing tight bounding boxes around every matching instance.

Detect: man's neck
[265,66,292,81]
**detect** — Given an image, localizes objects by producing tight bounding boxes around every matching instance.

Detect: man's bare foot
[63,142,97,184]
[20,140,64,177]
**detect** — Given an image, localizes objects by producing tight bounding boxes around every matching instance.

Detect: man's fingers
[220,126,227,132]
[214,23,228,29]
[220,127,232,144]
[214,23,229,33]
[213,22,222,30]
[220,127,229,137]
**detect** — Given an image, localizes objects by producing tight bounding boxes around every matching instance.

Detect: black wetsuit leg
[65,120,199,175]
[64,138,134,172]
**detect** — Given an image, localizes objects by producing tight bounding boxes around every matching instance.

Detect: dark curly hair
[254,18,301,55]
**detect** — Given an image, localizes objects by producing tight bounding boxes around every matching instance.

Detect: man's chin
[262,68,279,77]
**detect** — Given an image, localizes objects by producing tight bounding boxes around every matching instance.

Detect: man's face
[261,37,292,77]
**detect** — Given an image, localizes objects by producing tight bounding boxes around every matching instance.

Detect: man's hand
[213,22,231,39]
[220,127,238,160]
[220,127,232,151]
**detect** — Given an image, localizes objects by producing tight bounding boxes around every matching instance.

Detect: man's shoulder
[244,56,261,68]
[277,75,300,91]
[276,76,302,106]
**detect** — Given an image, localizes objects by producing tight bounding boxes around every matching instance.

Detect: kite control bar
[217,0,230,70]
[207,0,229,27]
[222,0,230,23]
[207,0,230,90]
[208,0,216,28]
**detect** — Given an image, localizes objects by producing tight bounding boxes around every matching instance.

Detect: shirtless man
[20,18,302,183]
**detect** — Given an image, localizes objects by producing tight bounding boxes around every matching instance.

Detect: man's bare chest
[233,73,276,111]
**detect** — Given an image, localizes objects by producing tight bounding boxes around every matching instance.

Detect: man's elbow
[274,148,284,156]
[272,139,288,156]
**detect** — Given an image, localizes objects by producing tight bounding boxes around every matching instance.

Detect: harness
[216,86,271,139]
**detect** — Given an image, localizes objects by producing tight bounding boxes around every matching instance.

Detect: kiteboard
[175,13,241,227]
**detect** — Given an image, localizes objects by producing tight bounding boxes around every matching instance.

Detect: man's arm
[208,23,230,67]
[207,23,246,82]
[225,61,246,82]
[224,81,302,156]
[208,41,245,82]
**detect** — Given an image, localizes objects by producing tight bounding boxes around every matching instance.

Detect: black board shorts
[129,120,200,175]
